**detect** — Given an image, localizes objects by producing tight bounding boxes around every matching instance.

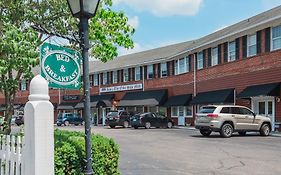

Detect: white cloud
[261,0,281,10]
[113,0,203,17]
[127,16,139,29]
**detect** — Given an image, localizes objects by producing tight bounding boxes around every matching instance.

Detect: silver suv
[195,105,272,138]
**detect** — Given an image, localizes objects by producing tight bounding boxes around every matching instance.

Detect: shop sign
[100,83,143,93]
[40,43,82,89]
[63,95,80,101]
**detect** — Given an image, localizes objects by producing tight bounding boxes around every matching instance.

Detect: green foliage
[54,129,121,175]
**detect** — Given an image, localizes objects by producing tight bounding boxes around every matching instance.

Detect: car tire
[64,121,70,126]
[81,121,85,126]
[57,124,62,126]
[220,123,233,138]
[133,126,138,129]
[260,123,270,136]
[238,131,247,136]
[200,130,212,137]
[109,125,115,128]
[145,122,151,129]
[167,122,173,129]
[123,121,129,128]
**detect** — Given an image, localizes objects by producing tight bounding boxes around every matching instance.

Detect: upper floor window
[197,52,203,70]
[228,41,236,62]
[93,74,99,86]
[123,69,129,82]
[272,25,281,50]
[175,57,189,75]
[147,65,154,79]
[160,63,167,77]
[248,34,257,56]
[20,80,27,91]
[135,67,141,81]
[211,47,218,66]
[174,60,178,74]
[103,72,108,85]
[112,71,118,84]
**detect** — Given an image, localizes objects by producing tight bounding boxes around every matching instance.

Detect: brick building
[1,6,281,131]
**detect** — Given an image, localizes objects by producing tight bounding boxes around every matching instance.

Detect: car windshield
[107,112,118,117]
[199,107,216,114]
[57,113,63,119]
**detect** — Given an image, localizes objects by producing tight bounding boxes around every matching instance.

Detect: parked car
[11,115,17,125]
[105,110,133,128]
[195,105,272,138]
[56,113,84,126]
[130,112,173,129]
[15,115,24,126]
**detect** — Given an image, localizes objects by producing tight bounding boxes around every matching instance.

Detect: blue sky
[113,0,281,55]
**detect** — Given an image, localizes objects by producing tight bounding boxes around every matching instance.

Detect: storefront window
[186,106,192,116]
[149,106,157,113]
[172,107,178,116]
[136,106,144,113]
[127,106,135,112]
[158,107,167,116]
[258,102,266,115]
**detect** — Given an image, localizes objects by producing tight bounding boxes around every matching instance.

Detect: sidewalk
[174,125,281,137]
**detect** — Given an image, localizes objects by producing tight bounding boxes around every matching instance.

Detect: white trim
[271,25,281,51]
[228,41,236,62]
[247,33,257,57]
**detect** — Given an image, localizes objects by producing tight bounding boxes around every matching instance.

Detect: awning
[164,94,192,107]
[118,89,167,106]
[238,82,280,98]
[57,102,78,110]
[190,88,235,105]
[75,94,114,109]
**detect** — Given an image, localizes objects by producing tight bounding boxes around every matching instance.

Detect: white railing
[0,135,23,175]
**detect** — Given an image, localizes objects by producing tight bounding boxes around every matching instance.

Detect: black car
[105,110,133,128]
[15,115,24,126]
[130,112,173,129]
[56,113,84,126]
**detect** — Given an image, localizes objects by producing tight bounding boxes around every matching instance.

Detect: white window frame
[171,107,178,117]
[160,63,168,77]
[93,74,99,86]
[123,69,129,82]
[135,67,141,81]
[171,106,192,118]
[197,52,203,70]
[247,34,257,57]
[211,47,218,66]
[175,57,189,75]
[147,65,154,79]
[103,72,108,85]
[228,41,236,62]
[112,71,118,84]
[271,25,281,51]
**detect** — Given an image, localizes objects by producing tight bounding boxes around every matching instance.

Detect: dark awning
[75,94,114,109]
[118,89,167,106]
[57,102,78,110]
[238,82,280,99]
[164,94,192,107]
[190,88,235,105]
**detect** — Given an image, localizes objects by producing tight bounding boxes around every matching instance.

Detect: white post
[23,75,54,175]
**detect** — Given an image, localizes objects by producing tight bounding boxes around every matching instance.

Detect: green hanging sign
[40,43,82,89]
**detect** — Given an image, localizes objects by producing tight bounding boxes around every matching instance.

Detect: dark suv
[56,113,84,126]
[105,111,133,128]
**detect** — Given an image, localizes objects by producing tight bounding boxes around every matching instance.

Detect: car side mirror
[252,112,256,117]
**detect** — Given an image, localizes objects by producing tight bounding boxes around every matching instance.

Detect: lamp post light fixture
[67,0,100,174]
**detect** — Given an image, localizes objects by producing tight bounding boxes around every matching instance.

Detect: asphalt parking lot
[60,126,281,175]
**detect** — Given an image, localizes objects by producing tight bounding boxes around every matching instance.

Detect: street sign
[40,43,82,89]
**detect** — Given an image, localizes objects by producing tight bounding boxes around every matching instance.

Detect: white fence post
[23,75,54,175]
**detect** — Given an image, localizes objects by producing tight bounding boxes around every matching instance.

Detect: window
[240,108,253,115]
[175,57,189,75]
[136,106,144,113]
[93,74,99,86]
[186,106,192,116]
[158,107,167,116]
[197,52,203,70]
[123,69,129,82]
[160,63,167,77]
[172,107,178,116]
[112,71,118,84]
[248,34,257,56]
[199,106,216,114]
[103,72,108,85]
[220,107,230,114]
[149,106,157,113]
[135,67,141,81]
[21,80,27,91]
[174,60,178,74]
[211,47,218,66]
[228,41,236,61]
[147,65,154,79]
[272,25,281,50]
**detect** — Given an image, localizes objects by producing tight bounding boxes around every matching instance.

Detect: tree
[0,0,135,133]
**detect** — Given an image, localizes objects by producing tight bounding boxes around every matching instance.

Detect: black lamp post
[67,0,100,174]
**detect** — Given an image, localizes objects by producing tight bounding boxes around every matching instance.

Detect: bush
[54,129,121,175]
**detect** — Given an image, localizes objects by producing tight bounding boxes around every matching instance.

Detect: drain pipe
[193,54,197,125]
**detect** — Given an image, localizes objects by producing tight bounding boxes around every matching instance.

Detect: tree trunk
[3,93,14,134]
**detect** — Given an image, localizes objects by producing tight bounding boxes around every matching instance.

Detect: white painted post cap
[28,75,50,101]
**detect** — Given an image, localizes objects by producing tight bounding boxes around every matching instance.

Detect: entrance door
[253,97,275,131]
[178,107,185,126]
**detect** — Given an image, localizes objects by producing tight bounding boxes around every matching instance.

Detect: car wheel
[64,121,70,126]
[238,131,247,136]
[123,121,129,128]
[145,122,151,129]
[200,130,212,137]
[109,125,115,128]
[260,123,270,136]
[57,124,62,126]
[81,121,85,126]
[167,122,173,129]
[74,124,79,126]
[220,123,233,138]
[133,126,138,129]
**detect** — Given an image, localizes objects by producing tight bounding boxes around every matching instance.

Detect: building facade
[1,6,281,131]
